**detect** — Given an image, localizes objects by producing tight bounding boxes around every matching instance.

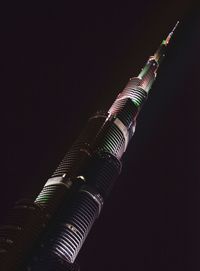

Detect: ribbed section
[50,112,108,179]
[116,98,138,127]
[108,77,147,128]
[50,192,98,263]
[0,200,47,271]
[52,143,91,178]
[94,121,125,158]
[109,97,127,116]
[76,111,108,144]
[32,192,99,267]
[124,88,147,107]
[35,185,69,215]
[84,152,121,199]
[28,152,121,270]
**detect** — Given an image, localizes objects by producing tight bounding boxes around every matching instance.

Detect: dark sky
[0,1,200,270]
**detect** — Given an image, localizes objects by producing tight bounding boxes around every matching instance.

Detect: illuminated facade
[0,22,178,271]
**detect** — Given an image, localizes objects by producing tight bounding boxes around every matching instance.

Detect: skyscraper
[0,22,178,271]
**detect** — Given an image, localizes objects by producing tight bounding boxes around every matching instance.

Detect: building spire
[163,21,179,46]
[154,21,179,63]
[137,21,179,93]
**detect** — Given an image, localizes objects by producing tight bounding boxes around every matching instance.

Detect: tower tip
[172,21,179,33]
[164,21,179,45]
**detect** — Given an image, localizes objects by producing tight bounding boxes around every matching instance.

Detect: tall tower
[0,22,179,271]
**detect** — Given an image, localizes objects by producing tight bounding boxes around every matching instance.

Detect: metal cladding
[0,23,178,271]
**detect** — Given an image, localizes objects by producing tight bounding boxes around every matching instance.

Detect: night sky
[0,1,200,270]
